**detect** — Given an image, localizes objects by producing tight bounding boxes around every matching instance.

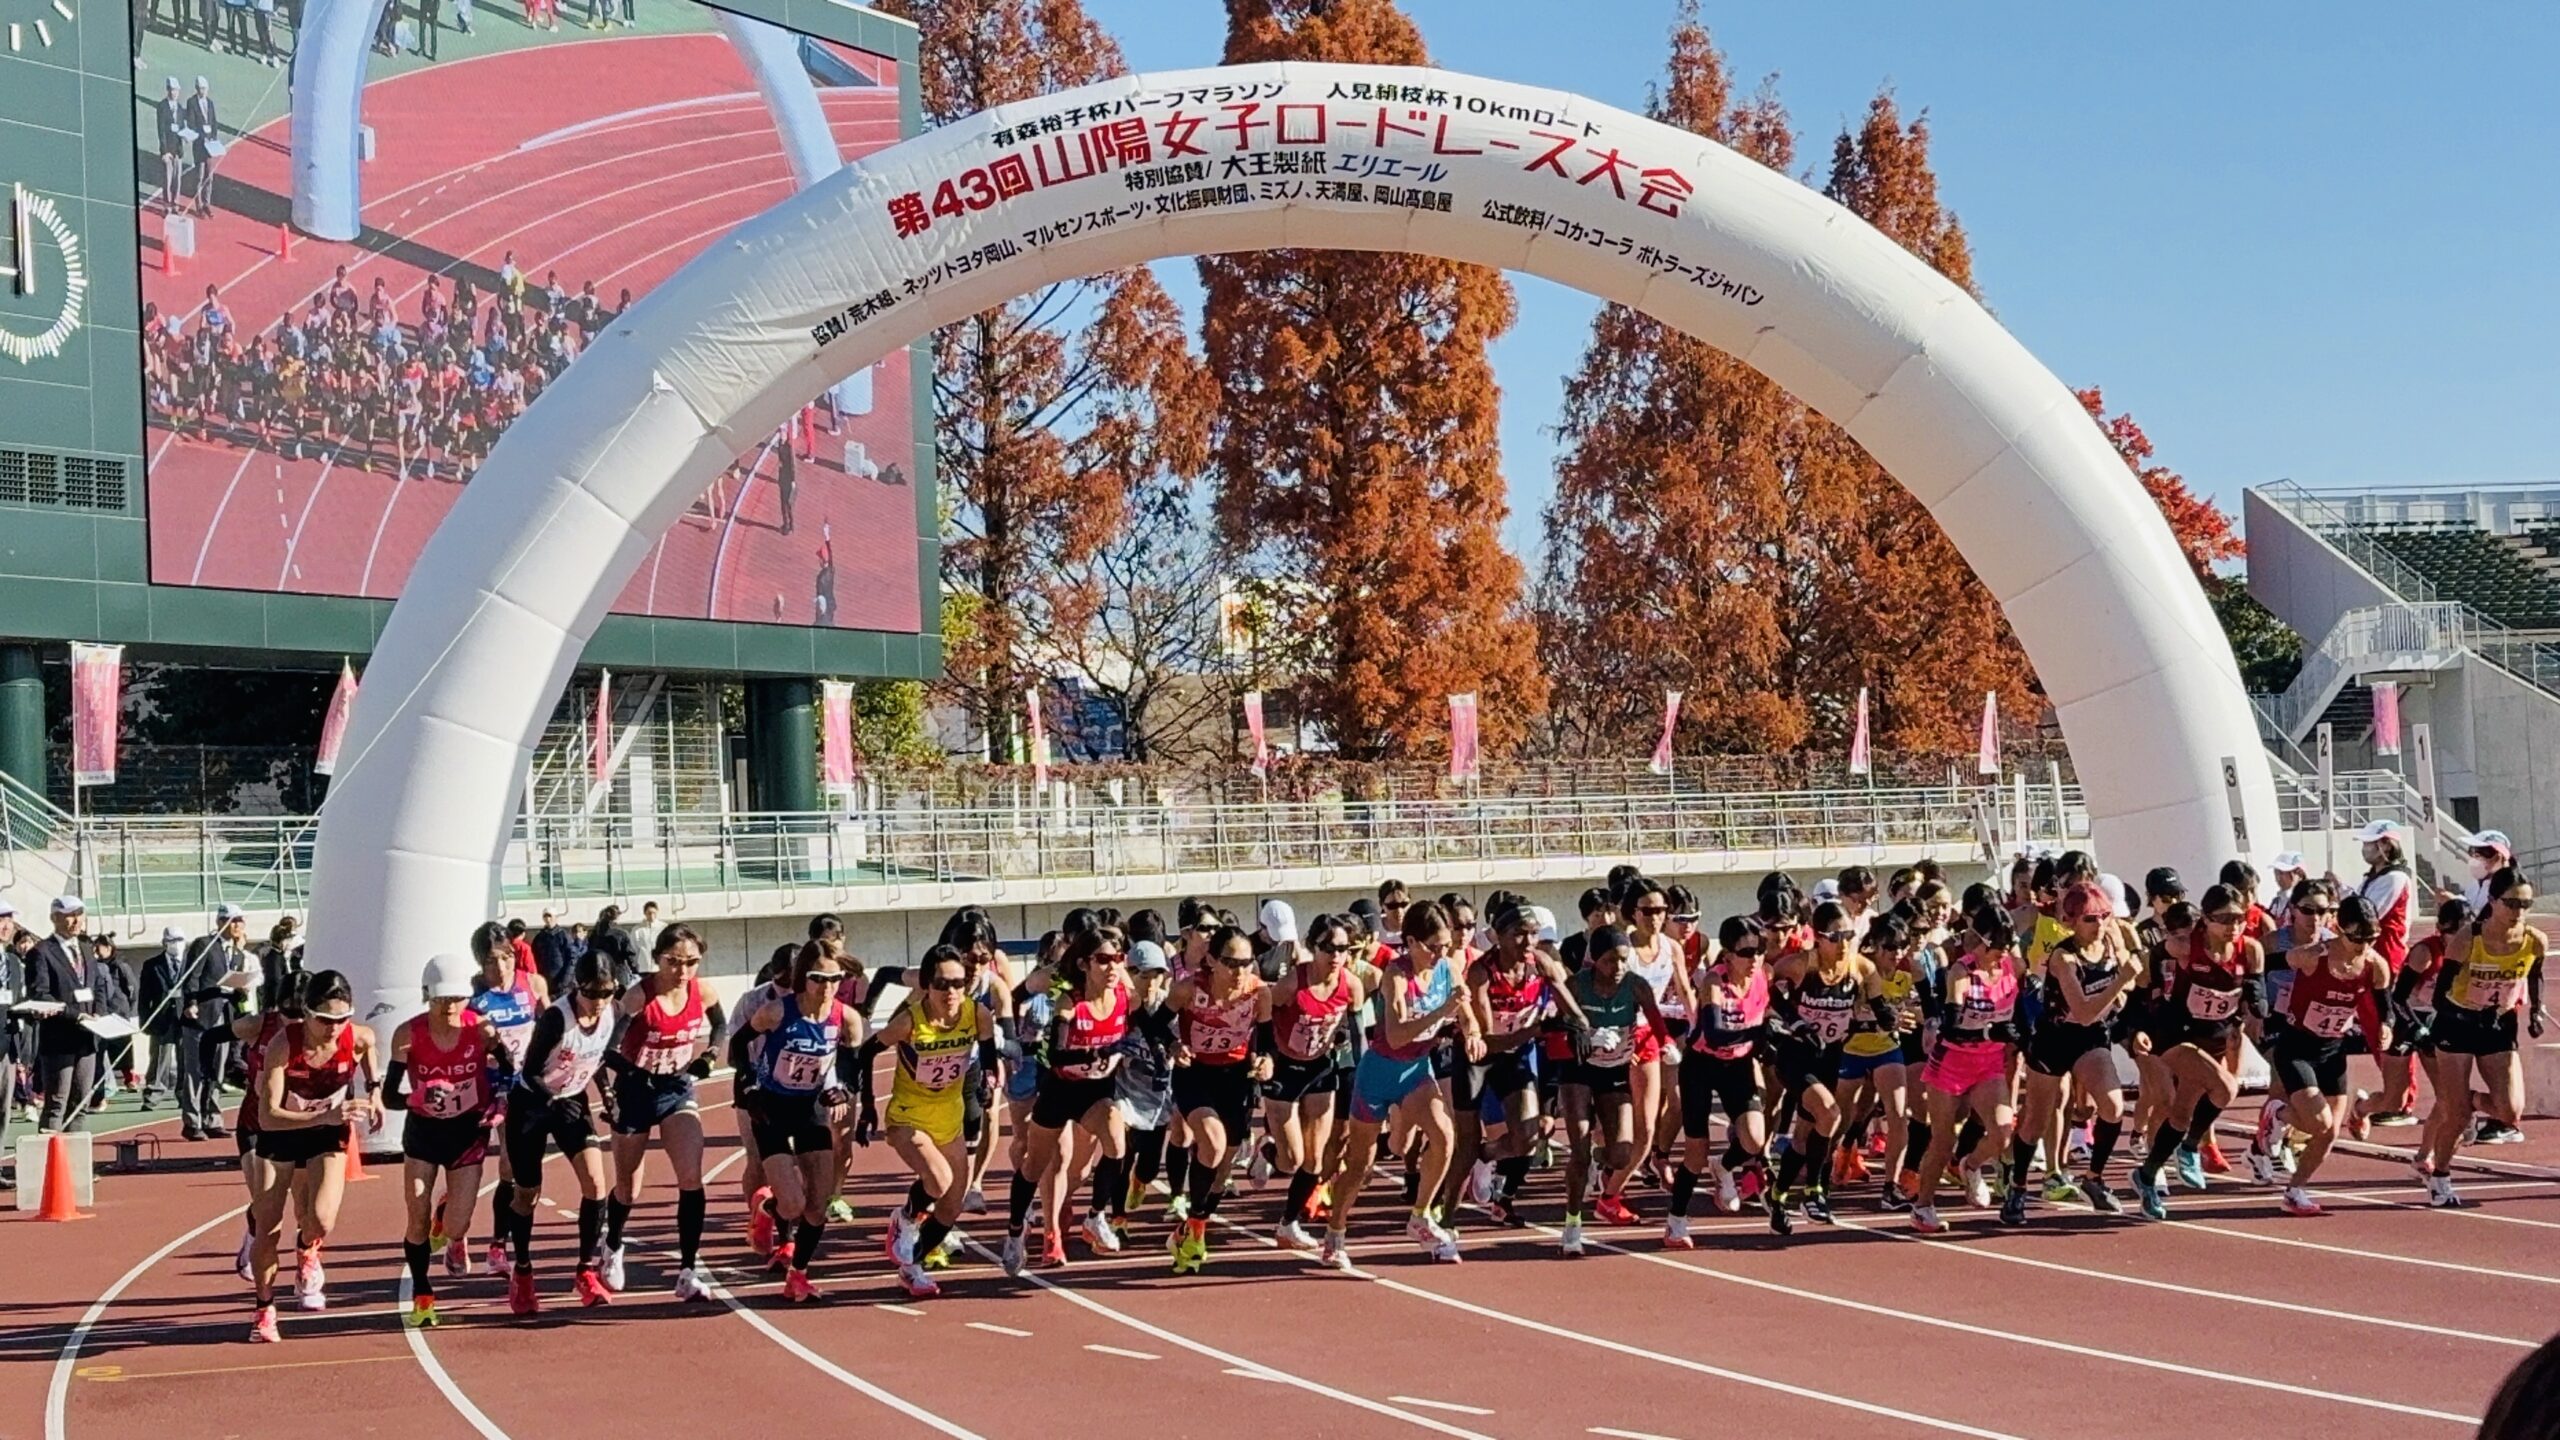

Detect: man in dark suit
[138,927,189,1109]
[26,897,98,1132]
[183,77,220,218]
[0,902,23,1172]
[176,904,256,1140]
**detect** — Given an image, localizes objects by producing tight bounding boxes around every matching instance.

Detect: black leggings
[1678,1049,1760,1140]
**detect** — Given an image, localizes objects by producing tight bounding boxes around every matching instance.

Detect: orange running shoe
[2200,1137,2232,1175]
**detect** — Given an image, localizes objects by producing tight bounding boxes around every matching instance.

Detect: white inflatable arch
[309,62,2280,1022]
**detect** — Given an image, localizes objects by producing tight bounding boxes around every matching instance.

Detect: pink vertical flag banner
[592,669,612,785]
[1448,693,1481,783]
[820,679,857,794]
[69,643,122,787]
[1242,690,1270,777]
[2371,680,2402,757]
[1976,690,2000,776]
[313,661,359,777]
[1849,686,1872,777]
[1027,684,1050,793]
[1648,690,1683,776]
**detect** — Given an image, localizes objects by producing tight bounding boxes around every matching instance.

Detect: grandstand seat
[2361,523,2560,628]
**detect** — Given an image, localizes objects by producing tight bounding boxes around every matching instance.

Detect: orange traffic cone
[341,1125,370,1182]
[277,222,292,260]
[37,1133,91,1222]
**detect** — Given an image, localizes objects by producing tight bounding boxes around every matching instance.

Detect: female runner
[467,920,548,1278]
[1265,914,1365,1247]
[502,951,626,1314]
[2419,867,2546,1207]
[1165,924,1274,1273]
[1909,908,2025,1234]
[2127,901,2195,1154]
[2267,894,2394,1215]
[2130,884,2265,1220]
[226,979,301,1282]
[245,970,378,1341]
[743,938,866,1301]
[1617,878,1697,1188]
[2009,882,2140,1222]
[1004,926,1133,1274]
[1557,926,1665,1256]
[1469,903,1580,1227]
[385,953,510,1327]
[861,943,998,1296]
[1322,899,1481,1268]
[1832,913,1924,1209]
[1765,901,1884,1231]
[1668,916,1774,1242]
[602,924,723,1295]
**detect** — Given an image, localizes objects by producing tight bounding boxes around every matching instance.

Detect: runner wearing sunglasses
[1004,926,1134,1273]
[1264,915,1365,1246]
[2009,882,2140,1223]
[244,969,378,1341]
[2266,894,2394,1215]
[1165,924,1274,1273]
[602,924,723,1295]
[1468,903,1582,1228]
[1764,901,1887,1231]
[1909,908,2025,1234]
[860,943,998,1296]
[1668,915,1777,1238]
[465,919,549,1281]
[2129,884,2264,1220]
[499,950,624,1314]
[1617,878,1696,1197]
[743,938,866,1301]
[2419,867,2546,1207]
[1323,899,1479,1267]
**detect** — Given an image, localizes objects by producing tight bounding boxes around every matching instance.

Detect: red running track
[8,1101,2554,1440]
[141,34,922,632]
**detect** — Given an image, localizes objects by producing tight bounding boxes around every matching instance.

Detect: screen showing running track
[131,0,920,632]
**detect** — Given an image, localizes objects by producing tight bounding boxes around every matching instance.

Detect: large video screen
[131,0,919,632]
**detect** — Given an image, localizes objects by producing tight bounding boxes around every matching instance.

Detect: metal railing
[2250,601,2466,740]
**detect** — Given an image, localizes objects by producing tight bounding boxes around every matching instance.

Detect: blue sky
[1077,1,2560,559]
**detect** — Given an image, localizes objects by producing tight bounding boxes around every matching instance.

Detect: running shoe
[1170,1223,1209,1275]
[1000,1232,1027,1276]
[889,1205,919,1262]
[766,1241,795,1274]
[2254,1097,2287,1155]
[1878,1183,1912,1213]
[2131,1170,2169,1221]
[1800,1191,1835,1225]
[2277,1187,2322,1217]
[1766,1192,1794,1237]
[1485,1192,1522,1227]
[2346,1108,2372,1144]
[1431,1230,1462,1264]
[2367,1108,2419,1128]
[1123,1173,1148,1219]
[826,1195,857,1224]
[1038,1236,1068,1269]
[2172,1147,2209,1193]
[1835,1147,1871,1186]
[444,1236,469,1279]
[1998,1186,2028,1227]
[1559,1218,1585,1257]
[924,1233,961,1270]
[1404,1211,1442,1255]
[2081,1177,2124,1215]
[1083,1211,1124,1255]
[1961,1164,1994,1210]
[1866,1130,1889,1158]
[1713,1166,1742,1215]
[296,1259,327,1312]
[235,1229,255,1283]
[963,1186,989,1216]
[507,1269,540,1317]
[1317,1231,1353,1271]
[2477,1121,2525,1145]
[404,1295,439,1329]
[749,1202,778,1259]
[2246,1145,2279,1187]
[782,1268,820,1303]
[1249,1144,1275,1187]
[574,1270,611,1307]
[1593,1192,1640,1226]
[598,1244,627,1293]
[672,1267,713,1302]
[1277,1219,1319,1251]
[2040,1173,2080,1205]
[1465,1159,1496,1206]
[1909,1205,1947,1235]
[429,1221,448,1253]
[898,1261,940,1299]
[2428,1175,2465,1209]
[2199,1136,2232,1174]
[486,1240,512,1278]
[1661,1215,1693,1250]
[1166,1193,1192,1223]
[249,1304,282,1344]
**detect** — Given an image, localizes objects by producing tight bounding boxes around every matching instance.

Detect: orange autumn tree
[1537,4,1805,757]
[1201,0,1547,761]
[2078,386,2244,581]
[881,0,1213,758]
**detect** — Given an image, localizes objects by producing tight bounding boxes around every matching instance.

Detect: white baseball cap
[1811,878,1841,903]
[2270,851,2305,873]
[161,926,187,944]
[215,902,247,922]
[2467,829,2514,855]
[51,895,84,915]
[2355,820,2407,845]
[2094,873,2133,920]
[1258,899,1298,945]
[1526,905,1560,944]
[422,952,476,1001]
[0,899,14,918]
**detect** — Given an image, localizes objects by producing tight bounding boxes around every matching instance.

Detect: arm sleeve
[1251,1020,1277,1059]
[850,1038,883,1099]
[380,1060,410,1110]
[2241,971,2267,1017]
[2356,984,2384,1051]
[516,1007,568,1100]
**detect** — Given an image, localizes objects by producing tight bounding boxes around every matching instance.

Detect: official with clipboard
[26,896,97,1132]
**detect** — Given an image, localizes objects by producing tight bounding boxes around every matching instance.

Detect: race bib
[543,1048,602,1096]
[2475,976,2525,1011]
[1191,1012,1253,1055]
[912,1048,971,1089]
[2302,1000,2357,1040]
[281,1086,331,1114]
[1584,1026,1631,1066]
[1288,1012,1340,1056]
[2186,987,2241,1022]
[415,1076,477,1120]
[1803,1004,1854,1046]
[639,1038,694,1075]
[770,1047,829,1091]
[1491,1003,1540,1035]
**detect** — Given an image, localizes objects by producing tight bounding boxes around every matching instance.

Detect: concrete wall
[2244,489,2399,646]
[2457,657,2560,857]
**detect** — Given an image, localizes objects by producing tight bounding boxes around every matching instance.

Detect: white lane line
[187,447,266,583]
[1590,1429,1680,1440]
[399,1273,510,1439]
[967,1321,1033,1338]
[1086,1343,1161,1361]
[46,1204,249,1440]
[961,1240,1497,1440]
[876,1303,926,1316]
[2157,1213,2560,1286]
[2310,1182,2560,1232]
[1208,1217,2017,1439]
[1826,1213,2539,1349]
[1391,1397,1495,1416]
[1557,1226,2479,1425]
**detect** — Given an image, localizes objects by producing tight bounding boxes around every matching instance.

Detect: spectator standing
[0,903,23,1171]
[529,910,579,994]
[417,0,440,56]
[633,900,662,957]
[183,76,220,218]
[258,915,305,1013]
[89,935,141,1098]
[155,78,187,214]
[777,442,798,535]
[26,897,98,1133]
[586,905,640,989]
[177,903,256,1140]
[140,927,189,1109]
